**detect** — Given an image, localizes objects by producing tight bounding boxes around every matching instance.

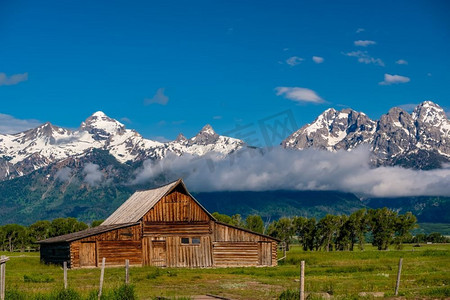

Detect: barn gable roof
[37,222,139,244]
[102,178,214,225]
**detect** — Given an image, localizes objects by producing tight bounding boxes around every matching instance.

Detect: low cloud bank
[131,147,450,198]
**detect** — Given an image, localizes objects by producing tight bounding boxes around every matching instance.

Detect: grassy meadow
[1,244,449,299]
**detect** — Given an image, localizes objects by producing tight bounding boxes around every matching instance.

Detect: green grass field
[1,244,449,299]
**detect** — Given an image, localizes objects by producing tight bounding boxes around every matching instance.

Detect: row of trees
[215,208,447,251]
[0,218,102,252]
[266,208,418,251]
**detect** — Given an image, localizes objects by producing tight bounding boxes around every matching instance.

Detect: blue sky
[1,0,449,144]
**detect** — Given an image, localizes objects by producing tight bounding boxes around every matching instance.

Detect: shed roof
[37,222,139,244]
[102,178,214,225]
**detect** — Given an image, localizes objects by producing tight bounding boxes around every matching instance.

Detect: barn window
[181,237,189,244]
[192,237,200,245]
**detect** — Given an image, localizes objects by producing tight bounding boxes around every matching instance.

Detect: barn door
[151,240,167,267]
[80,242,97,267]
[259,242,272,266]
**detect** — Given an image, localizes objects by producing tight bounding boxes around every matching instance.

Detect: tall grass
[5,285,136,300]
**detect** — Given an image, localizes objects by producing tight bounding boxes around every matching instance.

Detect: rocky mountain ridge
[282,101,450,168]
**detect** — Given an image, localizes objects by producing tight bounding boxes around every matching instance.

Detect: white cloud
[83,163,103,186]
[379,74,410,85]
[120,117,132,124]
[396,59,408,65]
[354,40,376,47]
[356,28,365,33]
[275,87,324,104]
[130,147,450,197]
[0,113,41,134]
[144,88,169,105]
[343,51,384,66]
[312,56,324,64]
[55,167,72,182]
[151,136,171,142]
[397,103,418,112]
[0,72,28,86]
[286,56,304,66]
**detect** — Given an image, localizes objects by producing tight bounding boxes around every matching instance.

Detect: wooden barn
[38,179,278,268]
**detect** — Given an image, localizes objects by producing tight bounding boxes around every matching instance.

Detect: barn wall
[139,190,214,268]
[212,222,278,267]
[213,222,273,242]
[143,222,211,236]
[213,241,259,266]
[40,242,71,267]
[143,191,210,223]
[142,235,213,267]
[70,224,142,268]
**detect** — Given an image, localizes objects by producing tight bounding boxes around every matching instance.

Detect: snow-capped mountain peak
[10,122,73,148]
[175,133,188,143]
[412,101,448,126]
[190,124,220,145]
[79,111,126,140]
[282,107,376,151]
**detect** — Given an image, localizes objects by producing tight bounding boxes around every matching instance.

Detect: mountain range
[282,101,450,169]
[0,111,244,181]
[0,101,449,225]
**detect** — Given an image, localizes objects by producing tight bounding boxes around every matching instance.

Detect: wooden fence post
[300,260,305,300]
[63,261,68,289]
[125,259,129,285]
[98,257,106,300]
[395,258,403,296]
[0,256,10,300]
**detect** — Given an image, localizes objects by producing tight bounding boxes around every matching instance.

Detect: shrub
[51,288,82,300]
[5,289,26,300]
[24,273,55,283]
[112,284,137,300]
[279,289,299,300]
[146,268,162,279]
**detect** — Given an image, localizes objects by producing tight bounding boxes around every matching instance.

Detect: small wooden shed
[38,179,278,268]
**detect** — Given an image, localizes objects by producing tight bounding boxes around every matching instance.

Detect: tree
[1,224,27,252]
[50,218,88,237]
[29,220,52,251]
[29,220,52,244]
[292,216,307,246]
[91,220,104,227]
[347,209,369,250]
[427,232,449,243]
[316,215,340,252]
[212,212,233,224]
[293,217,317,251]
[267,217,294,250]
[335,215,351,251]
[245,215,264,234]
[413,233,427,243]
[394,212,417,249]
[368,208,397,250]
[230,214,245,227]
